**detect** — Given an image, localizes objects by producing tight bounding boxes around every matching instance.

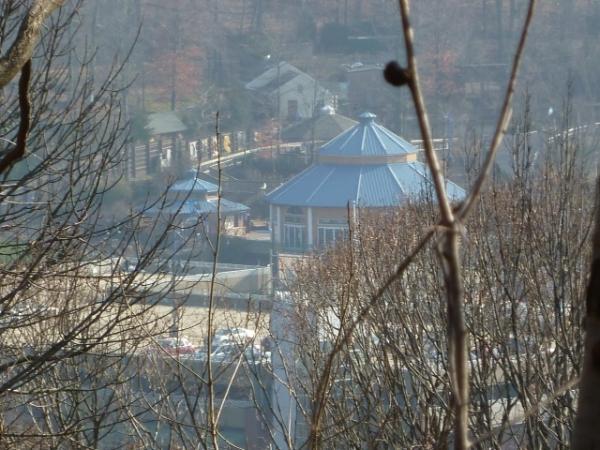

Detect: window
[287,99,298,120]
[283,223,305,250]
[160,148,172,168]
[282,210,306,250]
[317,218,348,247]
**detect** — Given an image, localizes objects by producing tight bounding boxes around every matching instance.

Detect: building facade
[246,62,334,121]
[266,112,465,253]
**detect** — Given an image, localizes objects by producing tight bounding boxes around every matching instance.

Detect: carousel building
[266,112,465,253]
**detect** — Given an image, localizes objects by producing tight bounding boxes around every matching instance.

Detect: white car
[210,327,255,347]
[212,343,263,363]
[195,342,266,364]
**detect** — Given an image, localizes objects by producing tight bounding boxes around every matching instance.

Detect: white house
[246,62,334,121]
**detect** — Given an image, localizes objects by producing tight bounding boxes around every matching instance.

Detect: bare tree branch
[0,59,31,175]
[388,2,536,449]
[0,0,66,89]
[397,0,454,225]
[457,0,536,221]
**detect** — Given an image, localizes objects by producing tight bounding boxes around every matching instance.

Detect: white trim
[317,223,349,247]
[275,206,281,243]
[307,207,313,248]
[283,223,305,250]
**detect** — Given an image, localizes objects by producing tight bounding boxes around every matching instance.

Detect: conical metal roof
[171,171,219,194]
[266,162,465,208]
[319,112,416,158]
[266,113,465,208]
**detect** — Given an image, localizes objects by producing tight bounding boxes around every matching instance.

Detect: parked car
[209,327,255,347]
[153,337,196,356]
[196,342,267,364]
[216,343,262,362]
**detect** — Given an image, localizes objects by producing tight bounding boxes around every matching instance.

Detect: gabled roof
[266,162,464,208]
[257,71,300,94]
[282,110,357,142]
[319,112,415,157]
[146,111,187,136]
[245,62,303,91]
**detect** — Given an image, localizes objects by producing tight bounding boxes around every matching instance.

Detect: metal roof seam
[356,167,363,203]
[407,161,426,177]
[266,166,314,201]
[370,124,389,155]
[361,124,367,155]
[306,166,337,202]
[341,127,359,150]
[266,114,466,208]
[171,177,219,194]
[376,125,414,153]
[322,125,359,154]
[405,162,431,195]
[387,164,406,195]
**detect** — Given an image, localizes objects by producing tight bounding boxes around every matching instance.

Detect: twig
[457,1,537,220]
[395,1,469,447]
[206,111,222,450]
[397,0,454,225]
[307,225,436,449]
[473,376,580,447]
[390,2,536,448]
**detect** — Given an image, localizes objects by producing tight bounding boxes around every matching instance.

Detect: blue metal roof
[319,112,416,157]
[171,172,219,194]
[266,112,465,208]
[266,162,465,207]
[147,198,249,216]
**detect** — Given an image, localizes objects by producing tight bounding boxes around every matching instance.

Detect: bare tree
[280,104,592,448]
[0,2,215,447]
[8,1,600,449]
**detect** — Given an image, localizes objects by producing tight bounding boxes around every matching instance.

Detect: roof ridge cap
[306,166,337,202]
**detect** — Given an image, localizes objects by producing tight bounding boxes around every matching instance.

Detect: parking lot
[144,303,270,352]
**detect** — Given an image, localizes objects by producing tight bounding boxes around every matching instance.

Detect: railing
[410,138,457,152]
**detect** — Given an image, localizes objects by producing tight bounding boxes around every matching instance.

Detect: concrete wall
[97,259,272,297]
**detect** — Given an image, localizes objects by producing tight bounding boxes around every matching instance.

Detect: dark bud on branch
[383,61,410,87]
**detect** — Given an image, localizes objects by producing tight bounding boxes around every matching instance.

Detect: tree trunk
[0,0,66,88]
[573,180,600,449]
